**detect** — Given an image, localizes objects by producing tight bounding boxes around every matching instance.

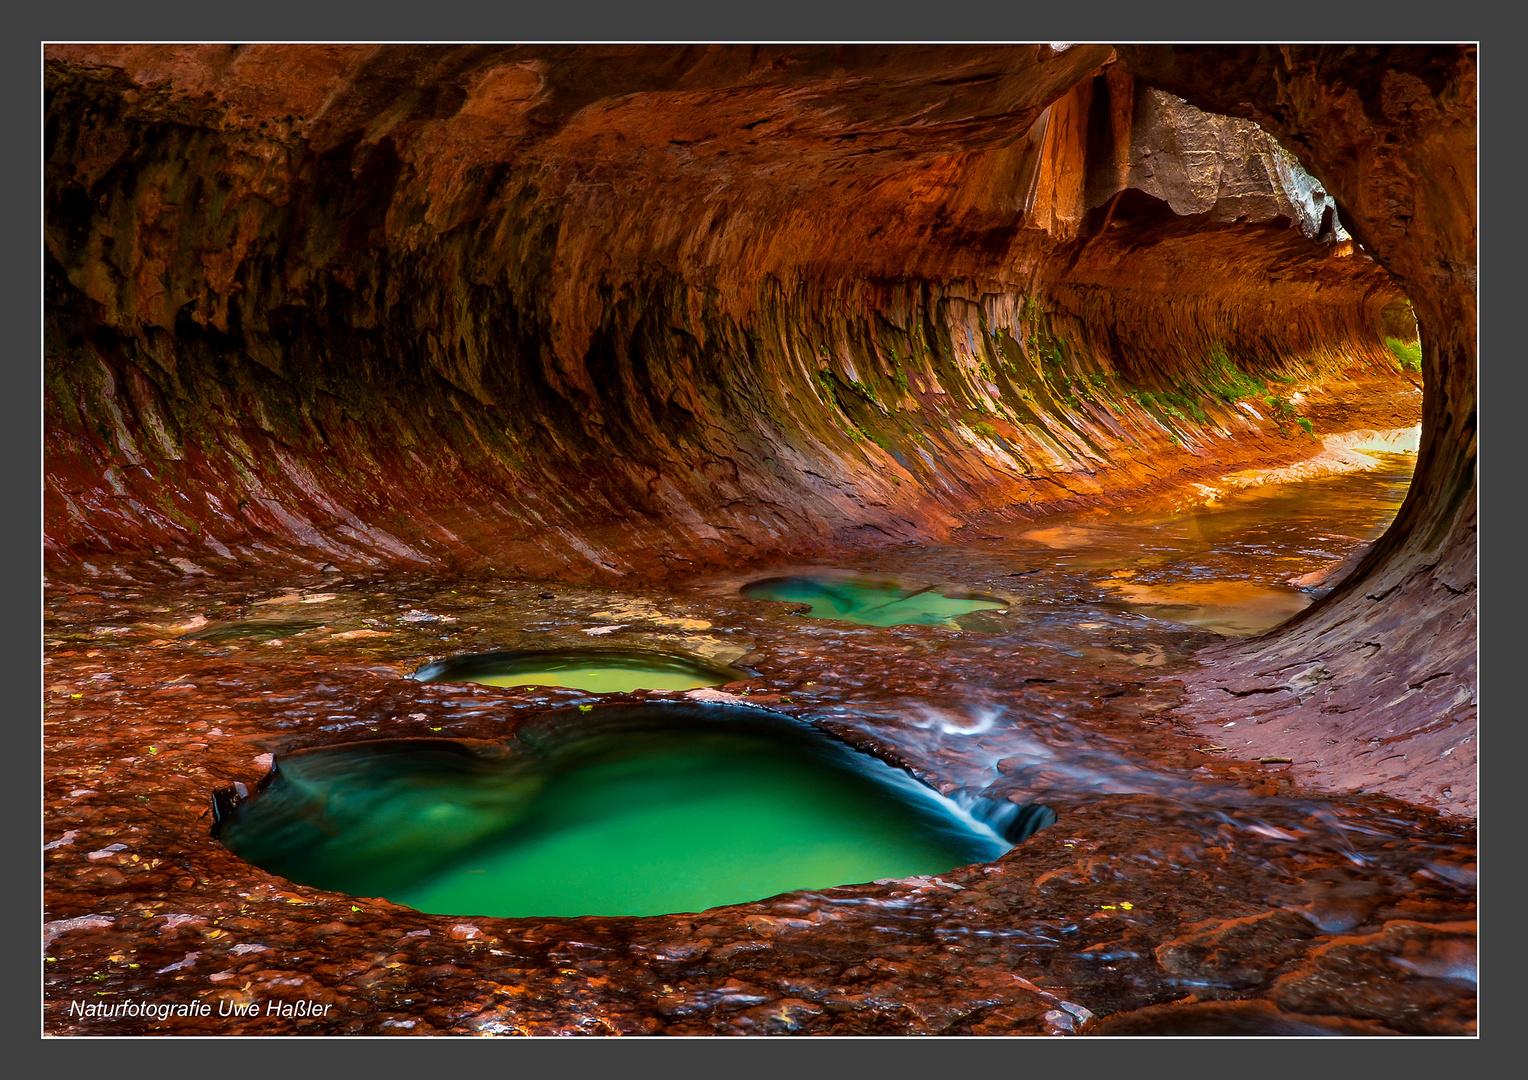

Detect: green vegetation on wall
[1200,344,1269,403]
[791,290,1338,487]
[1386,336,1423,374]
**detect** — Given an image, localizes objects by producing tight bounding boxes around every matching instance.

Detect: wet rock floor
[43,455,1474,1036]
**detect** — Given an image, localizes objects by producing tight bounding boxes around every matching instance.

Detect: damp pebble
[43,914,114,947]
[162,914,208,929]
[683,688,764,708]
[1390,942,1476,983]
[1044,1009,1075,1032]
[448,924,483,941]
[872,874,962,890]
[254,754,274,769]
[87,843,128,861]
[155,951,201,974]
[229,943,272,955]
[582,625,626,636]
[44,831,79,850]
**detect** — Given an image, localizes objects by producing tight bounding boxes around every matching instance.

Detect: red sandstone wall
[44,45,1407,582]
[1116,46,1477,815]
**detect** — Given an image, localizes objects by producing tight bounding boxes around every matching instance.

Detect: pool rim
[408,645,755,689]
[209,700,1050,853]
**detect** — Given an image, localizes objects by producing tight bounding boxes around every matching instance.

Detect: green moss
[995,333,1020,371]
[1385,336,1423,373]
[1296,416,1315,437]
[1160,389,1208,425]
[814,368,842,411]
[972,421,998,439]
[1265,394,1297,421]
[1201,344,1268,403]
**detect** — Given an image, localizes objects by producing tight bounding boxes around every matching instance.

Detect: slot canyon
[42,44,1476,1037]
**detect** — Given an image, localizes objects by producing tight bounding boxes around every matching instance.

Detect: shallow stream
[43,443,1475,1035]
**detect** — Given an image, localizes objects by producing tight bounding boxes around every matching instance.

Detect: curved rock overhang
[42,44,1474,813]
[1115,46,1476,815]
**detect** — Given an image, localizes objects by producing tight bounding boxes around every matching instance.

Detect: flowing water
[46,441,1474,1034]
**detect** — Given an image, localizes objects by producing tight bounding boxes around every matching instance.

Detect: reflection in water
[56,436,1471,1032]
[184,619,324,642]
[217,705,1020,918]
[1034,451,1416,636]
[413,649,740,693]
[742,575,1006,627]
[1099,580,1311,637]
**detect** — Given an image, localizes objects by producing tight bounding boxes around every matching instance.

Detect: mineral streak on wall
[43,45,1475,811]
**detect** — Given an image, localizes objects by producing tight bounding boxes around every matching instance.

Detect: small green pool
[413,649,744,694]
[741,575,1007,627]
[214,704,1016,918]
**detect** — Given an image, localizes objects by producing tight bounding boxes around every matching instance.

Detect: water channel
[43,437,1475,1034]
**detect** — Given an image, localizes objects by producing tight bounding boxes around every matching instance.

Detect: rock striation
[1116,46,1476,815]
[43,47,1470,811]
[41,43,1477,1037]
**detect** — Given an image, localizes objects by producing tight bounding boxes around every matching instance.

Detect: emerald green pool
[413,649,742,693]
[742,575,1007,627]
[215,705,1012,918]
